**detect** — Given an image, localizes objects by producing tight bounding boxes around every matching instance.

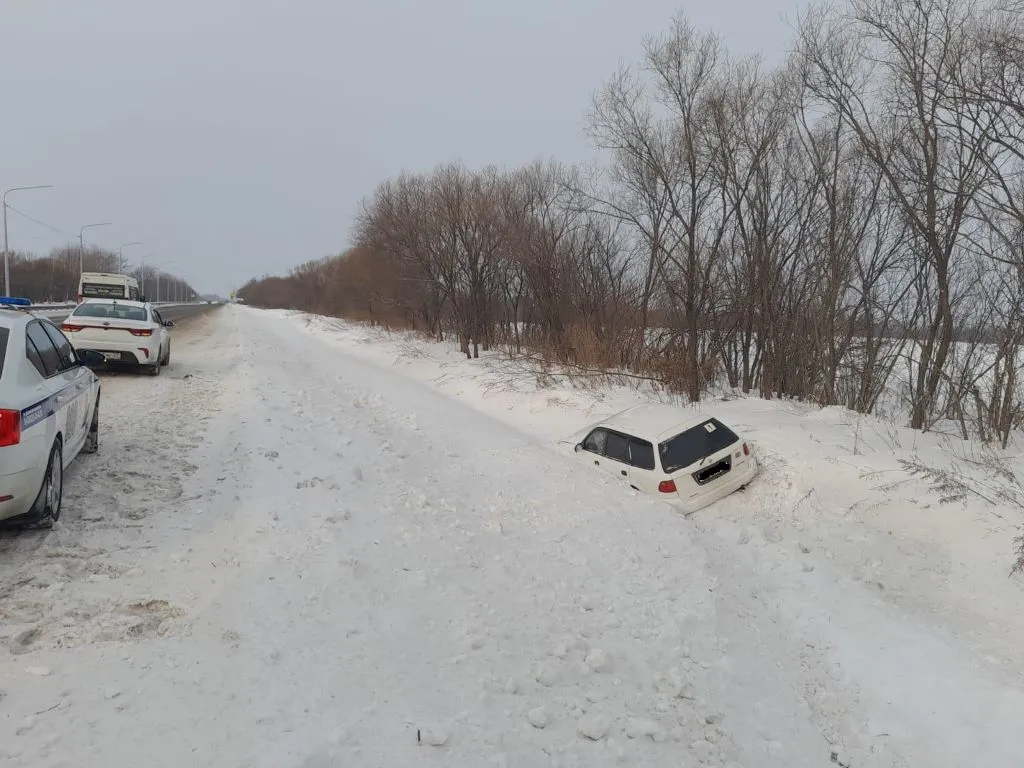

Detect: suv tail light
[0,409,22,447]
[658,479,677,494]
[129,328,153,337]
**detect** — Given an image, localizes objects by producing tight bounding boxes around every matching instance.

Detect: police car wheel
[27,441,63,528]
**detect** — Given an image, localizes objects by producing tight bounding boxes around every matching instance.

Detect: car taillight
[0,409,21,447]
[129,329,153,336]
[742,443,749,456]
[658,479,677,493]
[62,323,84,332]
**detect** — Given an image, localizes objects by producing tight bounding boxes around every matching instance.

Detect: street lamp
[117,241,142,273]
[152,259,180,303]
[141,253,158,299]
[3,185,53,296]
[79,222,112,280]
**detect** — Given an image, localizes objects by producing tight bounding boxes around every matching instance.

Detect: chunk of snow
[526,707,549,729]
[577,712,611,741]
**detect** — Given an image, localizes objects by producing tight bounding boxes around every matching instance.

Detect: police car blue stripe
[20,378,90,432]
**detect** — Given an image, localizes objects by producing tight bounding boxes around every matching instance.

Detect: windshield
[73,303,148,321]
[658,418,739,473]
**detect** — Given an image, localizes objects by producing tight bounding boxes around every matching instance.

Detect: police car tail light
[0,410,21,447]
[129,328,153,336]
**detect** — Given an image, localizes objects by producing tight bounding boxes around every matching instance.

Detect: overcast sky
[1,0,795,296]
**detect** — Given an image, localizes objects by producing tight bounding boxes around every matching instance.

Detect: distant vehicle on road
[62,299,174,376]
[78,272,140,303]
[0,297,104,528]
[573,402,758,514]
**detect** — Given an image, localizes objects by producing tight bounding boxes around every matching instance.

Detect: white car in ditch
[61,299,174,375]
[0,297,104,527]
[573,403,758,514]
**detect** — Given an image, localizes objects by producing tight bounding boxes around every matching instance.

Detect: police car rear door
[40,320,94,455]
[24,320,88,455]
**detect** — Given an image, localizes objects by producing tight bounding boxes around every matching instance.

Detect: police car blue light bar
[0,296,32,306]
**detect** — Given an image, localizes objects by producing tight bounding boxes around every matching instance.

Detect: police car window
[0,327,8,379]
[26,322,60,377]
[41,322,77,371]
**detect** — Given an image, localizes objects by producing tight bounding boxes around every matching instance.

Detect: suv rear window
[0,327,8,379]
[659,418,739,473]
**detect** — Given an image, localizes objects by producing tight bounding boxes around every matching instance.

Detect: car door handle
[620,470,627,476]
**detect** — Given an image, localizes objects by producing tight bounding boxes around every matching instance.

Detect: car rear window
[0,327,8,379]
[74,303,147,321]
[659,418,739,473]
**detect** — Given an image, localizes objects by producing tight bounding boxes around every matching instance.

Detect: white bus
[78,272,141,302]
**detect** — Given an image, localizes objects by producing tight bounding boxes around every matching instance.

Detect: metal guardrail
[34,302,210,320]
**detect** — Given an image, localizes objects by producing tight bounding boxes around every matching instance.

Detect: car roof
[599,402,713,442]
[0,307,41,327]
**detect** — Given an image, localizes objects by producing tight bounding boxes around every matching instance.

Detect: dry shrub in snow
[1012,530,1024,577]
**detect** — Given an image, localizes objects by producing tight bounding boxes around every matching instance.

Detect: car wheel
[148,355,162,376]
[27,440,63,528]
[161,344,170,366]
[82,400,99,454]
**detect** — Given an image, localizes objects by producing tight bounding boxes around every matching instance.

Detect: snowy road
[1,306,1021,767]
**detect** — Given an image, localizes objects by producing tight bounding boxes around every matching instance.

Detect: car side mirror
[77,349,106,366]
[574,443,583,453]
[163,320,175,327]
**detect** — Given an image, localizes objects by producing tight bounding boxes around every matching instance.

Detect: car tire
[161,344,170,366]
[82,399,99,454]
[148,354,162,376]
[26,440,63,528]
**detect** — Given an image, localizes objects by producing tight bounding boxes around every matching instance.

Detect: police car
[0,297,105,528]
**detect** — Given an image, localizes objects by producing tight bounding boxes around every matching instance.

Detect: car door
[38,321,92,457]
[623,436,660,494]
[580,427,633,486]
[24,321,66,450]
[151,308,168,352]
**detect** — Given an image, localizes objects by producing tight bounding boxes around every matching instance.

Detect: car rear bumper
[667,453,759,514]
[0,466,42,521]
[70,338,158,365]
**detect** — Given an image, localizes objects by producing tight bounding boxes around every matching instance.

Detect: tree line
[240,0,1024,445]
[6,246,197,304]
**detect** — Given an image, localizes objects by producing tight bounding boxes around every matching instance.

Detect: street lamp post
[79,222,113,286]
[3,185,53,296]
[142,253,158,300]
[117,241,142,274]
[152,260,180,303]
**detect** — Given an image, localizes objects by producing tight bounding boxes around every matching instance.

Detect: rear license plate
[104,352,121,360]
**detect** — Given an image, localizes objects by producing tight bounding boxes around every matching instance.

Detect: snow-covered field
[1,305,1023,767]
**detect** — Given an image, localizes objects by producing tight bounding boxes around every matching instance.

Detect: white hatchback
[573,403,758,514]
[0,298,104,527]
[62,299,174,375]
